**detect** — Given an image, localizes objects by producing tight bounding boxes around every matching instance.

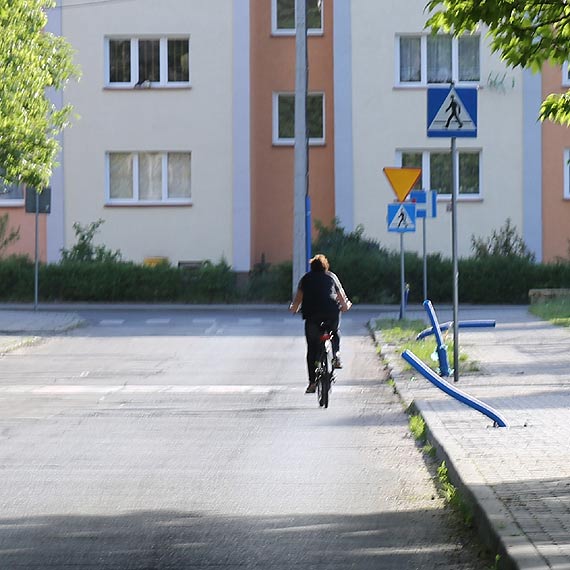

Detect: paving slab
[376,305,570,570]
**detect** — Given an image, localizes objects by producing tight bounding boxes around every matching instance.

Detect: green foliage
[0,255,34,300]
[530,299,570,327]
[60,220,122,264]
[246,260,292,302]
[425,0,570,125]
[0,0,79,189]
[409,414,427,442]
[471,218,535,261]
[0,213,20,256]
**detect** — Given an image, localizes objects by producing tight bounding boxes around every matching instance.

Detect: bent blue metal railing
[401,349,508,427]
[417,319,496,341]
[422,300,451,377]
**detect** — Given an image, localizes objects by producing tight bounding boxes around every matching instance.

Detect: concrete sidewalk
[377,305,570,570]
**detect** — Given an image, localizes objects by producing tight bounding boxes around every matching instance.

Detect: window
[397,34,480,86]
[563,63,570,87]
[398,149,481,197]
[272,0,323,35]
[0,182,24,204]
[273,93,325,145]
[107,152,191,204]
[106,37,190,87]
[564,148,570,200]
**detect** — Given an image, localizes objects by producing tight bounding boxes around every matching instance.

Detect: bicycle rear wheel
[319,372,330,408]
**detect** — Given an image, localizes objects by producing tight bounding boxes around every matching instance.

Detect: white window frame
[395,34,480,88]
[271,0,324,36]
[396,148,482,200]
[563,63,570,87]
[563,148,570,200]
[105,152,192,205]
[0,183,24,206]
[272,92,326,146]
[104,37,191,89]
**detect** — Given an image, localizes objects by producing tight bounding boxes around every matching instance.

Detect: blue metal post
[423,300,451,377]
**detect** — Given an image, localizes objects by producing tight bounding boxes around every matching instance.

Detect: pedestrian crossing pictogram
[427,86,477,138]
[387,203,416,233]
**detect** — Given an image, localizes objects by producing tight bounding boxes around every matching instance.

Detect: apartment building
[0,1,556,267]
[541,63,570,262]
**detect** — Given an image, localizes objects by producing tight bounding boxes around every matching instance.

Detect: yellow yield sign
[383,167,422,202]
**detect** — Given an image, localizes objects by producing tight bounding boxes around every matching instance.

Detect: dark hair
[309,254,329,272]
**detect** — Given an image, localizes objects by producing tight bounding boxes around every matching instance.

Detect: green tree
[0,0,78,189]
[426,0,570,125]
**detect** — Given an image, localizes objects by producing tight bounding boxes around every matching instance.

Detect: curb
[369,327,545,570]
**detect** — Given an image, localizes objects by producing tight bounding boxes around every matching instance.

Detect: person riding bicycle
[289,254,352,393]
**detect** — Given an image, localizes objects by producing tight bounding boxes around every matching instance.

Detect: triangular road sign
[383,167,421,201]
[428,87,476,135]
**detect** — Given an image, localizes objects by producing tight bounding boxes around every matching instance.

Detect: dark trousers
[304,315,340,383]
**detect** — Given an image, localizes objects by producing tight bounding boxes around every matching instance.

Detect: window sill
[0,201,24,208]
[273,140,326,147]
[104,85,192,91]
[436,195,482,202]
[105,201,193,207]
[394,82,480,90]
[271,29,324,37]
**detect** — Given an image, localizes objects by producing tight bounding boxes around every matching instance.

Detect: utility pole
[292,0,308,294]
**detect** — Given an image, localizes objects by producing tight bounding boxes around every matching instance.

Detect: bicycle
[314,324,335,408]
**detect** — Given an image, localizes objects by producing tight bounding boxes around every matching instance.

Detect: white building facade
[335,0,542,260]
[49,0,250,268]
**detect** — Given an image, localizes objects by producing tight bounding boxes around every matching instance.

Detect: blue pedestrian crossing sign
[387,203,416,233]
[427,86,477,138]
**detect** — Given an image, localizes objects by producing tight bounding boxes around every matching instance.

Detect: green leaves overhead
[0,0,79,189]
[425,0,570,124]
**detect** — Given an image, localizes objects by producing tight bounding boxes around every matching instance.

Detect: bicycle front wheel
[319,373,330,408]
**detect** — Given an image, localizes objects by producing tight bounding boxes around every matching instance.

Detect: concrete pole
[292,0,308,295]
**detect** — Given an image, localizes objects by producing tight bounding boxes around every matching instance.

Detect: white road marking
[99,319,125,326]
[238,318,263,325]
[146,318,171,325]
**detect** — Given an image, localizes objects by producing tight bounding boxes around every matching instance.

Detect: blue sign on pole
[409,190,437,219]
[427,86,477,138]
[387,203,416,233]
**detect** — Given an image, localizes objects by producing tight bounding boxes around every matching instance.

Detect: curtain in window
[139,153,162,200]
[109,153,134,199]
[401,152,423,189]
[458,36,480,82]
[138,40,160,82]
[109,40,131,83]
[168,39,189,82]
[427,35,452,83]
[399,37,421,82]
[168,153,191,199]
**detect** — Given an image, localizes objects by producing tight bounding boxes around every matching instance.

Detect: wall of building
[61,0,234,266]
[542,64,570,262]
[350,0,525,260]
[250,0,335,266]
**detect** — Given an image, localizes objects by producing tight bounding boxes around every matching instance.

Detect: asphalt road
[0,309,488,569]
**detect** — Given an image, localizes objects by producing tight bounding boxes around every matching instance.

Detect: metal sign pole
[399,233,405,320]
[451,136,459,382]
[422,217,427,301]
[34,191,39,311]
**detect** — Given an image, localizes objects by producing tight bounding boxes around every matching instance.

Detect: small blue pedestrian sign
[427,86,477,138]
[388,203,416,233]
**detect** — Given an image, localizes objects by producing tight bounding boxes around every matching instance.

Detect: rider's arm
[289,289,303,313]
[329,272,352,312]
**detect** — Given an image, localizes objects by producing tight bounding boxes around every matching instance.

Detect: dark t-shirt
[298,270,340,320]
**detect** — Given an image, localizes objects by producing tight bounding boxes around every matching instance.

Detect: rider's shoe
[305,382,317,393]
[332,355,343,369]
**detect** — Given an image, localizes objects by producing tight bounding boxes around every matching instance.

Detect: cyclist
[289,254,352,393]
